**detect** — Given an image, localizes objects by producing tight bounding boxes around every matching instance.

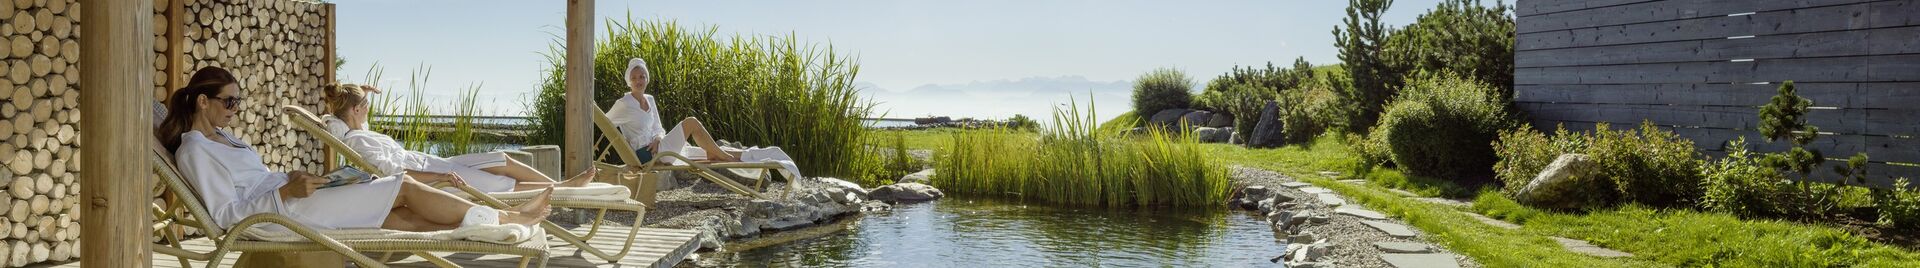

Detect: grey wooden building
[1514,0,1920,187]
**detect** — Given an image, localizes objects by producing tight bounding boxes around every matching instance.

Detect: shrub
[1196,58,1324,140]
[1493,122,1705,208]
[1131,68,1194,117]
[1701,138,1803,217]
[526,19,878,180]
[1877,179,1920,227]
[1383,0,1516,99]
[1371,73,1517,182]
[1334,0,1400,132]
[1276,68,1359,144]
[1006,114,1039,131]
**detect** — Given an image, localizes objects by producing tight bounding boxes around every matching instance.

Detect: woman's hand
[407,170,466,187]
[280,171,327,199]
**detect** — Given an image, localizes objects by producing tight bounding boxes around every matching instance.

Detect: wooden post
[564,0,595,176]
[81,0,156,266]
[165,0,186,92]
[321,3,337,169]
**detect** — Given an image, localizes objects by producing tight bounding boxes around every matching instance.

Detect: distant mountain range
[861,76,1139,122]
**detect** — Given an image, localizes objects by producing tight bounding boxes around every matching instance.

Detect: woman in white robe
[606,58,743,164]
[157,66,553,232]
[319,84,597,193]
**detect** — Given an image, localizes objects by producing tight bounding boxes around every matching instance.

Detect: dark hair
[156,66,240,152]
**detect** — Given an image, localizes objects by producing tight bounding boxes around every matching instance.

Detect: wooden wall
[0,0,332,266]
[1515,0,1920,188]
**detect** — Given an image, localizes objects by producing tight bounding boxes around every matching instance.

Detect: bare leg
[678,117,739,162]
[483,158,598,190]
[392,177,552,226]
[382,207,455,232]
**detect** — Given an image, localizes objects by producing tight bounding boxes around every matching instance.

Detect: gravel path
[1230,166,1482,268]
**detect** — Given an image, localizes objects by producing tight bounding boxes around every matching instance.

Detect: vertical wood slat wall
[1515,0,1920,188]
[0,0,334,266]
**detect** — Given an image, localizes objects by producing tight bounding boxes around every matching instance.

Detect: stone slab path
[1552,237,1635,258]
[1316,193,1348,206]
[1467,213,1521,230]
[1300,187,1334,194]
[1361,220,1419,238]
[1374,242,1433,253]
[1335,206,1389,220]
[1281,182,1313,188]
[1382,253,1465,268]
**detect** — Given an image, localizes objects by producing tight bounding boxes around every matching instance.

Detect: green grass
[931,100,1230,207]
[361,63,497,155]
[1194,133,1920,267]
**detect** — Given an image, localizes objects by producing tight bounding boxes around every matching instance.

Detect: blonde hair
[322,84,369,117]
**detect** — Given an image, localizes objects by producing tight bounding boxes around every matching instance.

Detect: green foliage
[1275,68,1359,144]
[1196,58,1326,140]
[1700,138,1827,217]
[933,100,1230,207]
[1130,68,1195,118]
[1493,122,1705,209]
[1005,114,1039,131]
[362,64,500,155]
[1757,81,1829,183]
[526,19,878,181]
[1370,73,1516,182]
[1334,0,1398,132]
[1383,0,1515,99]
[871,132,925,186]
[1096,111,1141,134]
[1875,179,1920,228]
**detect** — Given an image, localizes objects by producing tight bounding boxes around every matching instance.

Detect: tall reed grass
[933,99,1231,207]
[527,18,879,181]
[360,63,498,155]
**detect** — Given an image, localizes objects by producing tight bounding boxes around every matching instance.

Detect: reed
[933,99,1230,207]
[362,63,496,155]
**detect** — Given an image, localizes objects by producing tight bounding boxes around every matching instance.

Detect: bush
[1006,114,1039,131]
[1383,0,1516,99]
[526,19,879,181]
[1493,122,1705,208]
[1276,67,1359,144]
[1131,68,1194,118]
[1877,179,1920,228]
[1701,138,1807,217]
[1371,73,1517,182]
[1196,58,1324,140]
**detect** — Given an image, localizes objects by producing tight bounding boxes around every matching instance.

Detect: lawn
[895,129,1920,267]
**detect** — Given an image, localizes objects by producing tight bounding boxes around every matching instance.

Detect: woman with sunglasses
[318,84,599,193]
[156,66,554,232]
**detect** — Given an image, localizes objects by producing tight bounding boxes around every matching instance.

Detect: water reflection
[707,198,1281,267]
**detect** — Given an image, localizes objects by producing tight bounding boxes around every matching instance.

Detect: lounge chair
[279,105,666,262]
[146,140,549,268]
[586,105,797,204]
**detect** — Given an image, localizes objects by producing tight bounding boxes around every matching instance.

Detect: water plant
[933,99,1229,207]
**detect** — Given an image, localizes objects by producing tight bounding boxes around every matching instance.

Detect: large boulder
[1205,127,1234,143]
[898,169,935,184]
[1514,154,1612,210]
[1179,110,1214,128]
[870,183,945,203]
[1148,108,1195,130]
[1248,101,1284,148]
[1206,113,1234,128]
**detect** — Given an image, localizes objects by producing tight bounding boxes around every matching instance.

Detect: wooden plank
[322,3,337,170]
[62,226,703,267]
[1516,25,1920,68]
[81,0,160,266]
[1518,0,1913,50]
[1513,83,1871,107]
[1515,54,1920,85]
[1516,0,1662,17]
[1519,0,1882,33]
[1514,102,1894,136]
[563,0,596,179]
[166,0,186,94]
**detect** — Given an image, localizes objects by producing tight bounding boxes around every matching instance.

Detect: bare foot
[559,168,597,188]
[501,188,554,226]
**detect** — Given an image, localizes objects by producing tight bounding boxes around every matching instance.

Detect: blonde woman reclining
[158,66,551,232]
[319,84,598,193]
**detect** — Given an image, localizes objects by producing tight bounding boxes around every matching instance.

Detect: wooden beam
[165,0,186,94]
[322,3,338,170]
[80,0,156,266]
[564,0,595,176]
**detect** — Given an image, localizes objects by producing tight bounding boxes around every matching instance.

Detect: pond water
[703,198,1283,267]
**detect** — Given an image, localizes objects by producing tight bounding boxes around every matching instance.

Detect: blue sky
[332,0,1492,121]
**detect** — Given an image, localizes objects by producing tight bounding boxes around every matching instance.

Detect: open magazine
[319,165,375,189]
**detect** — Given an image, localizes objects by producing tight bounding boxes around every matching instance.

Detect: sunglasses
[205,95,244,109]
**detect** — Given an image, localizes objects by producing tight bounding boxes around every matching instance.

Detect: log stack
[0,0,333,266]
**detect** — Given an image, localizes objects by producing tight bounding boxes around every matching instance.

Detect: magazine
[319,165,375,189]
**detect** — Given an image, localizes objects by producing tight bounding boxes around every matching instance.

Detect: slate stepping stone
[1360,220,1417,238]
[1380,253,1462,268]
[1552,237,1634,258]
[1281,182,1313,188]
[1300,187,1333,194]
[1335,206,1389,220]
[1373,242,1433,253]
[1337,179,1367,185]
[1468,213,1520,230]
[1315,193,1347,206]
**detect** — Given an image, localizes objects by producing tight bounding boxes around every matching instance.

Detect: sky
[331,0,1492,121]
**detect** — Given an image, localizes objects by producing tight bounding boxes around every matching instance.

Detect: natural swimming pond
[702,197,1282,267]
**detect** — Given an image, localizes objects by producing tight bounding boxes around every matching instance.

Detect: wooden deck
[49,226,702,268]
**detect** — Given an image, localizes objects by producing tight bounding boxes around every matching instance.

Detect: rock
[1243,185,1270,197]
[1290,241,1330,263]
[1381,253,1463,268]
[1335,206,1389,220]
[897,169,935,184]
[1206,113,1233,128]
[816,177,870,198]
[1286,211,1312,226]
[869,183,945,203]
[1307,214,1331,224]
[1361,220,1418,238]
[1316,193,1347,206]
[1299,187,1333,194]
[1247,101,1284,148]
[1288,231,1317,243]
[1374,242,1433,253]
[1256,197,1283,213]
[1280,182,1313,188]
[1515,154,1610,210]
[1194,127,1231,143]
[1179,111,1213,128]
[1281,243,1309,261]
[1148,108,1195,130]
[1290,262,1332,268]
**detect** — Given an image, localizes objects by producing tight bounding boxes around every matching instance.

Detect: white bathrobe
[604,93,805,179]
[174,129,403,231]
[323,116,518,193]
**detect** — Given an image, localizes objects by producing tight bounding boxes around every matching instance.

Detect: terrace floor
[48,225,702,268]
